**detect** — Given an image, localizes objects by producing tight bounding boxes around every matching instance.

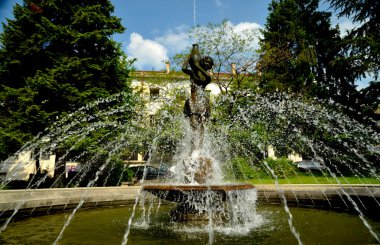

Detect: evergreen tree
[328,0,379,78]
[0,0,133,160]
[259,0,313,93]
[258,0,357,105]
[358,81,380,122]
[328,0,380,123]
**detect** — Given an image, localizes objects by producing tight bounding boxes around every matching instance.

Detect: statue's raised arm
[182,53,193,76]
[182,44,213,88]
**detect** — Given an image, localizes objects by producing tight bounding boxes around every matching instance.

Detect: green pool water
[1,204,379,245]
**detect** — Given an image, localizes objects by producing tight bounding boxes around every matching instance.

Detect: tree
[328,0,380,123]
[357,81,380,122]
[173,20,260,93]
[258,0,357,105]
[0,0,134,160]
[328,0,380,79]
[258,0,315,93]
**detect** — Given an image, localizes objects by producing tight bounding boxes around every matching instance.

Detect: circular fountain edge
[142,183,255,192]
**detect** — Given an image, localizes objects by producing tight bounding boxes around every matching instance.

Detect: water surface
[0,204,379,244]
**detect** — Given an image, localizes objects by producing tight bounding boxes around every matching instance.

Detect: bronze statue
[182,44,214,183]
[182,44,214,132]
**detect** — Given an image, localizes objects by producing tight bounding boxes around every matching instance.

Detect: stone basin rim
[142,183,255,192]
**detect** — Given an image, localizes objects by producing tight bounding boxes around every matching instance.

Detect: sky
[0,0,370,88]
[112,0,272,71]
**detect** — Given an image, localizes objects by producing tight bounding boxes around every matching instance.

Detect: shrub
[225,157,257,180]
[264,157,296,179]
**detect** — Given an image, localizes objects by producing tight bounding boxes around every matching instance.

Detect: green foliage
[212,91,380,177]
[358,82,380,119]
[259,0,357,106]
[223,156,296,181]
[148,88,186,163]
[41,92,141,187]
[248,176,380,185]
[121,168,134,182]
[172,20,260,93]
[264,157,296,179]
[125,75,190,164]
[102,158,126,186]
[211,93,269,158]
[0,0,134,160]
[328,0,380,79]
[224,157,257,180]
[259,0,317,93]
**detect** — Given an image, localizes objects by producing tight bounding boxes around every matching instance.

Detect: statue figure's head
[200,56,214,71]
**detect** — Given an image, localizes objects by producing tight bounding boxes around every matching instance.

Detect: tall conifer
[259,0,357,105]
[0,0,133,159]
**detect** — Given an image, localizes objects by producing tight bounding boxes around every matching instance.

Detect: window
[40,151,51,160]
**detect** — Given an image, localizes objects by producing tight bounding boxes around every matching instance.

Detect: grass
[246,175,380,185]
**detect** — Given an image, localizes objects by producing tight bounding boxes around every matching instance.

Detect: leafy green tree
[213,92,380,176]
[173,20,260,93]
[0,0,134,160]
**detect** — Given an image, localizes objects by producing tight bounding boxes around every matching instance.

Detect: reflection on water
[0,204,379,245]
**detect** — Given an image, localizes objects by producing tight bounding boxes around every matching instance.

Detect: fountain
[0,45,379,244]
[142,44,255,222]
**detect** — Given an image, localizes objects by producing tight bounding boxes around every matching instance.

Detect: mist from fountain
[0,87,379,244]
[212,91,380,243]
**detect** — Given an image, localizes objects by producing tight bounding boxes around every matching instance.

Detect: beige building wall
[2,151,36,181]
[40,154,56,178]
[267,145,303,162]
[131,77,224,116]
[1,150,57,182]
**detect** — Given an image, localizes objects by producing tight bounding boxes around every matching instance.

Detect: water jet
[0,45,379,244]
[139,44,256,224]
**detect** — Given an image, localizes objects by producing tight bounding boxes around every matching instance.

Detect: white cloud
[232,22,261,34]
[154,25,191,55]
[126,33,169,70]
[124,21,262,71]
[222,21,262,50]
[152,21,262,57]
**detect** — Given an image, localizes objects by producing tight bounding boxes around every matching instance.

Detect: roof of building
[130,70,238,82]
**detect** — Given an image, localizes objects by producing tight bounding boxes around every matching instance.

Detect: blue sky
[0,0,370,88]
[111,0,272,71]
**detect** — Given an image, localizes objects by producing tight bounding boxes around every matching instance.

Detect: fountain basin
[2,204,379,244]
[143,183,256,221]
